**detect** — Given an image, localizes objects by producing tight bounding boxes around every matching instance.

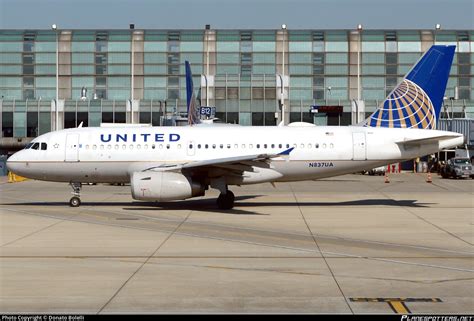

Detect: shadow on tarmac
[1,195,433,214]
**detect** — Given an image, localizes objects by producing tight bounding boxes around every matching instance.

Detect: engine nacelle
[131,171,204,201]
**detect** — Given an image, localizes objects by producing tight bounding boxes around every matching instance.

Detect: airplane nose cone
[6,153,22,174]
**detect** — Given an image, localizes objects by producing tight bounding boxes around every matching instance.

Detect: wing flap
[143,147,295,172]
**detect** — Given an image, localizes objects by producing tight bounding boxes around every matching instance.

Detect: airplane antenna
[78,122,83,128]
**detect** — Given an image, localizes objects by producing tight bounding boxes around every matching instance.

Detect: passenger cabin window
[41,143,47,150]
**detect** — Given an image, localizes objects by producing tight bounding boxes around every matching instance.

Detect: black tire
[440,169,448,179]
[69,196,81,207]
[217,191,235,210]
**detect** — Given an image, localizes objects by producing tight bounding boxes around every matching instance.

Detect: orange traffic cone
[384,173,390,183]
[426,171,432,183]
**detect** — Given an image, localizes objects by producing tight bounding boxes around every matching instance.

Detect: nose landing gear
[69,182,82,207]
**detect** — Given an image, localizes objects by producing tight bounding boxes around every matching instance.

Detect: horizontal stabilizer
[396,133,463,146]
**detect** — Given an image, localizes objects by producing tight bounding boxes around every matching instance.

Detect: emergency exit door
[352,132,366,160]
[65,134,80,162]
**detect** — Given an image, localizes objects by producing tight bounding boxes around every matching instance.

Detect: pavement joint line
[1,206,474,273]
[0,255,473,259]
[430,177,474,193]
[0,220,64,247]
[363,177,474,247]
[97,208,193,314]
[403,206,473,247]
[82,207,474,256]
[0,193,116,248]
[3,198,472,257]
[289,182,355,315]
[376,189,474,247]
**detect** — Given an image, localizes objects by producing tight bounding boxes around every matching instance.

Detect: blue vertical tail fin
[185,61,201,125]
[365,45,455,129]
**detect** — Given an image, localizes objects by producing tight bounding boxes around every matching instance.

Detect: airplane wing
[395,134,463,146]
[142,147,294,173]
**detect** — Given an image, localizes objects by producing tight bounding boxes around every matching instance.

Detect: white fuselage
[6,125,463,185]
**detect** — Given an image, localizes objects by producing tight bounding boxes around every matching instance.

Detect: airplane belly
[30,161,130,183]
[270,159,394,182]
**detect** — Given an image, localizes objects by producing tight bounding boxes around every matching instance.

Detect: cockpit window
[31,142,40,150]
[41,143,47,150]
[25,143,33,149]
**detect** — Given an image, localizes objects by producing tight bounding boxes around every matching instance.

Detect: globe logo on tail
[368,79,436,129]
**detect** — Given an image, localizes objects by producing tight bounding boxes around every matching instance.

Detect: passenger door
[352,132,366,160]
[65,134,80,162]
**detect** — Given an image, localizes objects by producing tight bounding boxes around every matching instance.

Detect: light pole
[357,24,362,102]
[356,23,363,123]
[130,24,134,101]
[51,24,59,131]
[281,24,287,125]
[326,86,332,104]
[130,24,135,124]
[434,23,441,44]
[205,25,210,107]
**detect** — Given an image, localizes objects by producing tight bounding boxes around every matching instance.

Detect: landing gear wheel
[217,190,235,210]
[69,196,81,207]
[69,182,82,207]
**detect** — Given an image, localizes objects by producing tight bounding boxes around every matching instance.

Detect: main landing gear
[211,178,235,210]
[69,182,82,207]
[217,190,235,210]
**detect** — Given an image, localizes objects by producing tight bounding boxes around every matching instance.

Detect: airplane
[7,45,463,210]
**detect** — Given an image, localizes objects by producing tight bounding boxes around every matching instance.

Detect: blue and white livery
[7,46,463,210]
[365,45,455,129]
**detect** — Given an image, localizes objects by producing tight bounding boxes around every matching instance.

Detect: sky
[0,0,473,30]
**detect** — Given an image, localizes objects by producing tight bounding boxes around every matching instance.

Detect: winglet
[278,147,294,156]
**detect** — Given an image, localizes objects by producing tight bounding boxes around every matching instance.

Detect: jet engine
[131,171,205,201]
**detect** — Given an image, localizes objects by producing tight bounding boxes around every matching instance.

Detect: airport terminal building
[0,28,473,153]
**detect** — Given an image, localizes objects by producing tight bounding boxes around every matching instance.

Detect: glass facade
[1,29,473,141]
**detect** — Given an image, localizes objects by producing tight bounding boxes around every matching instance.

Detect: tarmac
[0,173,473,314]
